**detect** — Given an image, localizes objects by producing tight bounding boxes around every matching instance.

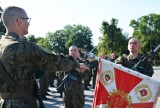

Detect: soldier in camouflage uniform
[39,71,49,100]
[63,45,90,108]
[115,38,154,77]
[0,6,89,108]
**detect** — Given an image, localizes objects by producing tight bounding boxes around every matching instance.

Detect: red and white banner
[92,58,160,108]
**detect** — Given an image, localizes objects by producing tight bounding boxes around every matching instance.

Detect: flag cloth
[92,58,160,108]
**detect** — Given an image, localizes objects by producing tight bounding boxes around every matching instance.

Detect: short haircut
[128,37,140,44]
[69,45,79,52]
[69,45,78,48]
[1,6,26,28]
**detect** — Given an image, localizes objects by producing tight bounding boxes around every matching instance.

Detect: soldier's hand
[87,57,95,62]
[77,63,90,72]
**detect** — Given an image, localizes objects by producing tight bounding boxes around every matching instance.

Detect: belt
[0,92,38,108]
[0,92,33,99]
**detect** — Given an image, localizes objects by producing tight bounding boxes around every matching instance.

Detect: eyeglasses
[20,18,31,23]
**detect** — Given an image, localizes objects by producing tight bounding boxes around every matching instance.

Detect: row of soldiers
[59,38,154,108]
[38,51,117,100]
[0,5,155,108]
[39,37,154,108]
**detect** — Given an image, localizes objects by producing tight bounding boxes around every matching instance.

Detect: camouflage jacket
[65,58,92,84]
[66,58,98,83]
[115,54,154,77]
[0,32,79,93]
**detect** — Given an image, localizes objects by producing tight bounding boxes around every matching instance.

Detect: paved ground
[44,67,160,108]
[43,86,94,108]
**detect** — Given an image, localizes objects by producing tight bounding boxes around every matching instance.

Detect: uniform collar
[5,32,20,40]
[127,54,141,60]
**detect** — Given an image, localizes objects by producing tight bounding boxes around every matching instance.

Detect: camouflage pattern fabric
[39,71,53,98]
[0,32,79,108]
[39,73,48,98]
[63,58,89,108]
[84,69,92,86]
[90,60,98,89]
[63,75,85,108]
[0,98,37,108]
[115,54,154,77]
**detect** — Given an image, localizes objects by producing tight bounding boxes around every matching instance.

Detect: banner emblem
[101,70,114,85]
[106,90,132,108]
[134,84,152,102]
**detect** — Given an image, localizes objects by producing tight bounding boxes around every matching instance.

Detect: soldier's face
[22,14,29,35]
[128,38,141,53]
[19,12,30,35]
[101,53,106,59]
[69,47,79,59]
[110,53,115,59]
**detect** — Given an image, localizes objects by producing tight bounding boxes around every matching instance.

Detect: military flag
[92,58,160,108]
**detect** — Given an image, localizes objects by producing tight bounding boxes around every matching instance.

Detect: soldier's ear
[16,18,23,26]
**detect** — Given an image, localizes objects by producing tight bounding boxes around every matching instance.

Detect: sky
[1,0,160,46]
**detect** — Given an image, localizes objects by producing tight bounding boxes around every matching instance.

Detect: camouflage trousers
[63,81,85,108]
[0,98,38,108]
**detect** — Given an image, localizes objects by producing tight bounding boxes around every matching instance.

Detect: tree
[130,13,160,53]
[48,24,94,54]
[47,30,69,54]
[98,18,129,56]
[65,24,93,51]
[0,7,6,36]
[130,13,160,65]
[36,37,53,50]
[22,35,53,51]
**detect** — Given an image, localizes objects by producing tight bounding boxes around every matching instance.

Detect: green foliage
[47,30,69,54]
[23,35,52,50]
[98,18,129,56]
[47,24,94,54]
[36,37,52,50]
[0,7,6,36]
[130,13,160,54]
[65,24,93,51]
